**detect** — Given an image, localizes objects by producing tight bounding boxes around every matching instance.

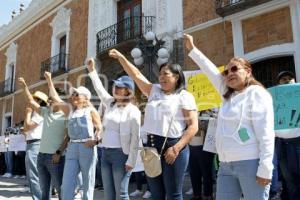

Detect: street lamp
[131,31,170,82]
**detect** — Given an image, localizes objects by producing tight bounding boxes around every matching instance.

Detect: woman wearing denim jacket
[87,58,141,200]
[184,34,275,200]
[109,49,198,200]
[43,72,102,200]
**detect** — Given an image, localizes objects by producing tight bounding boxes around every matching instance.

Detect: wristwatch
[55,150,61,155]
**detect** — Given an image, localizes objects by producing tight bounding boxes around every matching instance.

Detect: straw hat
[33,91,48,104]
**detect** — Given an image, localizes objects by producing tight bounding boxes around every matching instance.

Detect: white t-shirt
[102,104,124,148]
[26,112,43,141]
[142,84,197,138]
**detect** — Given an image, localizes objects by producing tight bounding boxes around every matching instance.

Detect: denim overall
[62,108,97,200]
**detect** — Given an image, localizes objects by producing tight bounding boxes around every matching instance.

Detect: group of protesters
[0,125,26,179]
[0,33,299,200]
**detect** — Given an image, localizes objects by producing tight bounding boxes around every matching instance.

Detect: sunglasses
[71,92,79,97]
[221,65,243,76]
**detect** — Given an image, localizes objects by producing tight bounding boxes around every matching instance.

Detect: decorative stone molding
[143,0,156,21]
[50,7,72,37]
[156,0,168,35]
[4,42,17,93]
[0,0,62,48]
[5,42,18,66]
[50,7,71,57]
[87,0,117,58]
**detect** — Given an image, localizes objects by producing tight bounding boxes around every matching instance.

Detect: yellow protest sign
[187,66,224,111]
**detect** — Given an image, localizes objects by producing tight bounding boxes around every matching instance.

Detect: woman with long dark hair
[109,49,198,200]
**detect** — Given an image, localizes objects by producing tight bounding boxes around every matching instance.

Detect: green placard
[268,83,300,130]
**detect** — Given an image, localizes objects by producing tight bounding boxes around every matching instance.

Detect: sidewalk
[0,175,193,199]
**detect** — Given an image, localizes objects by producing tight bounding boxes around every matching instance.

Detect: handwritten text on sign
[268,83,300,130]
[0,135,26,152]
[187,66,224,111]
[203,118,217,153]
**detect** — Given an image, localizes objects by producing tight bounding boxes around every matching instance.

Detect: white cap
[70,86,91,100]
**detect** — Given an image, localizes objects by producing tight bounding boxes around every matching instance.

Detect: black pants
[0,153,5,174]
[133,171,150,191]
[189,145,214,197]
[14,151,26,175]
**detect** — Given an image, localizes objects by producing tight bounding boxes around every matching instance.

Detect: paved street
[0,175,193,200]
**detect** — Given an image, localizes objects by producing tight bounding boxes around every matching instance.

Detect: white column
[290,0,300,81]
[87,0,97,58]
[87,0,117,60]
[231,19,244,57]
[1,101,6,134]
[11,96,14,126]
[142,0,156,17]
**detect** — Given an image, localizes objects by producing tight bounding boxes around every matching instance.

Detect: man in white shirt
[22,92,47,200]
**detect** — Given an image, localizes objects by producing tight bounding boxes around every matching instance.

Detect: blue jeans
[270,138,281,194]
[96,147,103,187]
[25,141,41,200]
[216,159,270,200]
[77,172,83,190]
[146,135,189,200]
[37,153,65,200]
[62,143,97,200]
[189,145,214,197]
[279,138,300,199]
[101,148,131,200]
[4,151,14,174]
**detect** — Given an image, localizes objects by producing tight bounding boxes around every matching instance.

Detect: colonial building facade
[1,0,299,134]
[183,0,300,88]
[0,0,183,134]
[0,0,89,134]
[86,0,185,92]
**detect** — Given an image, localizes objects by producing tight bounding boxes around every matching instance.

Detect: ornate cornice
[0,0,66,49]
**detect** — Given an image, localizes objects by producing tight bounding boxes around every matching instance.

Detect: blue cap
[113,75,135,90]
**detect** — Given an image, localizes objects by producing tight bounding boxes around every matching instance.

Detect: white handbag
[140,115,174,178]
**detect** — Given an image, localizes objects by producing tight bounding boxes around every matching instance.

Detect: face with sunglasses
[222,61,252,91]
[70,92,88,107]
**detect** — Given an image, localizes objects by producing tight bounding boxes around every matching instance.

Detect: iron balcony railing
[96,16,155,55]
[40,53,69,79]
[216,0,273,17]
[0,77,15,97]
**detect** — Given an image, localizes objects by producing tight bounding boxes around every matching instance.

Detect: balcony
[96,16,155,55]
[40,53,69,79]
[0,78,15,97]
[216,0,273,17]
